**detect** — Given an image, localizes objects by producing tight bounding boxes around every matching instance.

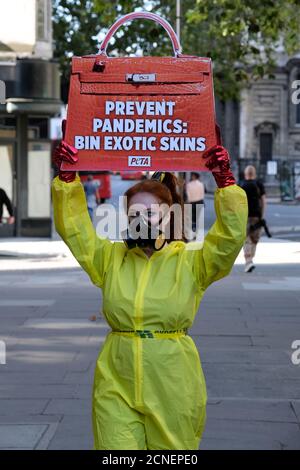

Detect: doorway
[259,132,273,164]
[0,143,16,237]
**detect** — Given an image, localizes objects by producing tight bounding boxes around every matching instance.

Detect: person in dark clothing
[0,188,15,225]
[239,166,266,273]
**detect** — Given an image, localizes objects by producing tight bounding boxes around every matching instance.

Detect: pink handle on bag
[98,11,182,57]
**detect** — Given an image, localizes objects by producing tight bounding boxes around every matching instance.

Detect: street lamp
[175,0,188,198]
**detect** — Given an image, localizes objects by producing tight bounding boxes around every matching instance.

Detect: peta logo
[0,80,6,104]
[128,156,151,167]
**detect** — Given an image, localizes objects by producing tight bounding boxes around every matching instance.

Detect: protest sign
[62,12,218,172]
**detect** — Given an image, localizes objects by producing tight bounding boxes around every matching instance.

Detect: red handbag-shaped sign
[62,11,219,172]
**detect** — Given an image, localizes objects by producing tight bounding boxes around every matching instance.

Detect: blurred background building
[203,53,300,198]
[0,0,299,239]
[237,51,300,200]
[0,0,61,237]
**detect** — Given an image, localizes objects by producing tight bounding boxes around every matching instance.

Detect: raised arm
[189,146,248,290]
[52,121,113,288]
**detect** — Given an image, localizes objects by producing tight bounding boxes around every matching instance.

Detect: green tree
[53,0,300,102]
[183,0,300,99]
[52,0,172,101]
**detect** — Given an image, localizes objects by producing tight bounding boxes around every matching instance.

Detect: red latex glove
[53,119,78,183]
[202,145,236,188]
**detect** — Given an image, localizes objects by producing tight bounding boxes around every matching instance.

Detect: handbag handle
[98,11,182,57]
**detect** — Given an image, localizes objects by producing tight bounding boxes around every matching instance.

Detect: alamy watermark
[0,340,6,365]
[0,80,6,105]
[291,340,300,365]
[291,80,300,105]
[93,196,205,245]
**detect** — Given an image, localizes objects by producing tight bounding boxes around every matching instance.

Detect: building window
[259,133,273,163]
[28,142,51,218]
[0,116,16,139]
[36,0,49,41]
[28,117,49,139]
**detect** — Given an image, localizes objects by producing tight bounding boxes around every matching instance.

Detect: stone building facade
[202,53,300,199]
[238,53,300,199]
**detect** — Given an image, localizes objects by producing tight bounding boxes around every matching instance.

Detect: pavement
[0,239,69,260]
[0,236,299,450]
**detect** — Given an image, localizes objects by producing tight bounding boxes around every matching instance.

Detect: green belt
[111,328,188,339]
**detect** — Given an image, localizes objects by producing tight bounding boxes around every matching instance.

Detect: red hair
[124,173,187,242]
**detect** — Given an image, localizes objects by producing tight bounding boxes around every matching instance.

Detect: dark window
[260,133,273,163]
[0,116,16,138]
[28,117,49,139]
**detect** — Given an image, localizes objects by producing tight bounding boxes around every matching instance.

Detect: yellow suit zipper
[133,259,152,405]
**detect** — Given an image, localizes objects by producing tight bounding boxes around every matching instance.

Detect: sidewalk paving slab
[0,237,299,449]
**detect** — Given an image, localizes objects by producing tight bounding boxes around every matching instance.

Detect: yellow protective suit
[51,175,248,450]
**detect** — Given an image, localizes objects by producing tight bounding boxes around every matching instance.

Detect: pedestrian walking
[52,126,247,450]
[83,174,101,221]
[185,172,205,240]
[0,188,15,225]
[239,165,267,273]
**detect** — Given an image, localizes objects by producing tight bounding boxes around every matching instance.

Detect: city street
[1,0,300,456]
[0,176,299,450]
[95,175,300,242]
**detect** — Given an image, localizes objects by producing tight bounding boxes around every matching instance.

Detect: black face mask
[122,213,167,251]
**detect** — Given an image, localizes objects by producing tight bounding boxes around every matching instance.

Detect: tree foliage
[184,0,300,99]
[52,0,172,100]
[52,0,300,101]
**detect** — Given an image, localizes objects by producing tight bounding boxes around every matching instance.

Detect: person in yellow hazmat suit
[52,122,248,450]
